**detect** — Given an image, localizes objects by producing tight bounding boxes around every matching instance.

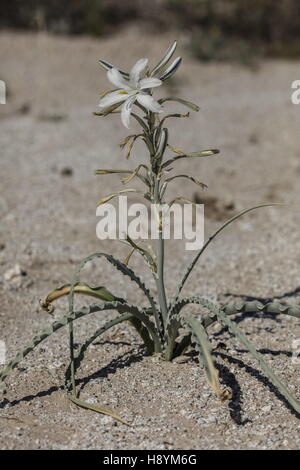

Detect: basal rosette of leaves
[1,41,300,425]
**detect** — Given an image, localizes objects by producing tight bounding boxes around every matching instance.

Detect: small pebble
[4,264,27,281]
[60,167,73,177]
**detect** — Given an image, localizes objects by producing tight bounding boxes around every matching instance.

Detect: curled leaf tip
[39,298,54,315]
[220,387,232,402]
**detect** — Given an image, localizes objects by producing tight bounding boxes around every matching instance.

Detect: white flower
[99,58,163,128]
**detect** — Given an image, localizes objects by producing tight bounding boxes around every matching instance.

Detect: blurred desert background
[1,0,300,450]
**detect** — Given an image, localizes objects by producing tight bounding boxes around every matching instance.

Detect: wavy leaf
[0,301,161,385]
[165,295,211,360]
[69,252,163,339]
[40,282,124,314]
[183,313,231,401]
[65,312,133,425]
[195,297,300,414]
[203,300,300,329]
[173,204,283,304]
[67,394,129,425]
[0,301,123,384]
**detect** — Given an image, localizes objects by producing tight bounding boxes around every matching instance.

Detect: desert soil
[1,26,300,450]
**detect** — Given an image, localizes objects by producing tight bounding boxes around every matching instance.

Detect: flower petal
[130,58,148,87]
[136,94,163,113]
[159,57,182,81]
[99,90,128,109]
[121,95,137,128]
[99,59,129,78]
[139,78,162,89]
[151,40,177,76]
[107,68,131,91]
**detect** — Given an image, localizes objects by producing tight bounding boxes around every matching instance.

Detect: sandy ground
[1,26,300,450]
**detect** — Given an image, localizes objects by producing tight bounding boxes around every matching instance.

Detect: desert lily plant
[1,41,300,424]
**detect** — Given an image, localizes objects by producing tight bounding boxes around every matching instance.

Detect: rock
[60,167,73,177]
[4,264,27,281]
[262,405,272,413]
[18,103,31,115]
[172,355,190,364]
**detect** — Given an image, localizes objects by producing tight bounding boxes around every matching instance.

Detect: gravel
[0,26,300,450]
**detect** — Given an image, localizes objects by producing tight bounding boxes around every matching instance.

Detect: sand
[0,26,300,449]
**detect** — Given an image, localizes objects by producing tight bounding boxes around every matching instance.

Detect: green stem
[154,178,168,326]
[68,323,76,395]
[146,109,169,329]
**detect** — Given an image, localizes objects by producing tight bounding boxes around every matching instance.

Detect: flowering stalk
[96,42,192,329]
[152,139,168,325]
